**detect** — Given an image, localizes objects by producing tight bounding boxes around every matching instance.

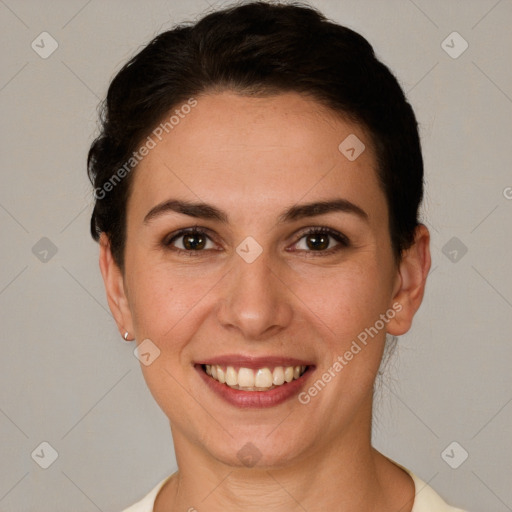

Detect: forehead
[129,91,385,223]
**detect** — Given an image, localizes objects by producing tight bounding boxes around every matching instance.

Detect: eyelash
[163,226,350,257]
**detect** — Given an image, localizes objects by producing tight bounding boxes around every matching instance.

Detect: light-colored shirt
[121,466,467,511]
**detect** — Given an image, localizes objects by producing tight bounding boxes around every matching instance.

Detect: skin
[99,91,431,511]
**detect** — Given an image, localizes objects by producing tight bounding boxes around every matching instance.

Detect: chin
[203,428,314,470]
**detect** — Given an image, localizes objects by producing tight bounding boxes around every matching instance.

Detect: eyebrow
[143,198,369,225]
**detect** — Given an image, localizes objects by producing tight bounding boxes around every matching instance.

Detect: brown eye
[182,232,207,250]
[165,227,215,253]
[293,227,349,255]
[304,232,330,251]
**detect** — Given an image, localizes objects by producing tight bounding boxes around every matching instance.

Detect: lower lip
[195,365,313,408]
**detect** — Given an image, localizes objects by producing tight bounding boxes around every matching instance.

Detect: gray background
[0,0,511,511]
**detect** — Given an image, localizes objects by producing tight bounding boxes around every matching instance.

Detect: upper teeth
[204,365,307,391]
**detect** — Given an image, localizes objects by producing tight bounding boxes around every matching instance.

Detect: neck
[154,407,415,512]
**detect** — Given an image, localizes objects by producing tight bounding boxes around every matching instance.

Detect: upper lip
[195,355,314,369]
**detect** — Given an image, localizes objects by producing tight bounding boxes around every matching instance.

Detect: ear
[387,224,431,336]
[98,233,134,338]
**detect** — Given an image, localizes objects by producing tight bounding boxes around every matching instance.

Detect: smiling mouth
[202,364,308,391]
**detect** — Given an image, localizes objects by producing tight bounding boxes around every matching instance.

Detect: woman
[88,2,467,510]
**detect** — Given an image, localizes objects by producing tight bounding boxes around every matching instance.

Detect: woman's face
[101,91,428,468]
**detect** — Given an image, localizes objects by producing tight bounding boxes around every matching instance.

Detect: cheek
[293,258,392,339]
[125,250,225,353]
[125,259,206,417]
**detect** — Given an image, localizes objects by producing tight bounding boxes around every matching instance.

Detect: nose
[215,247,294,340]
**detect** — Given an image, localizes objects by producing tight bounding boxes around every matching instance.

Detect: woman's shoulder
[120,475,172,512]
[406,470,468,512]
